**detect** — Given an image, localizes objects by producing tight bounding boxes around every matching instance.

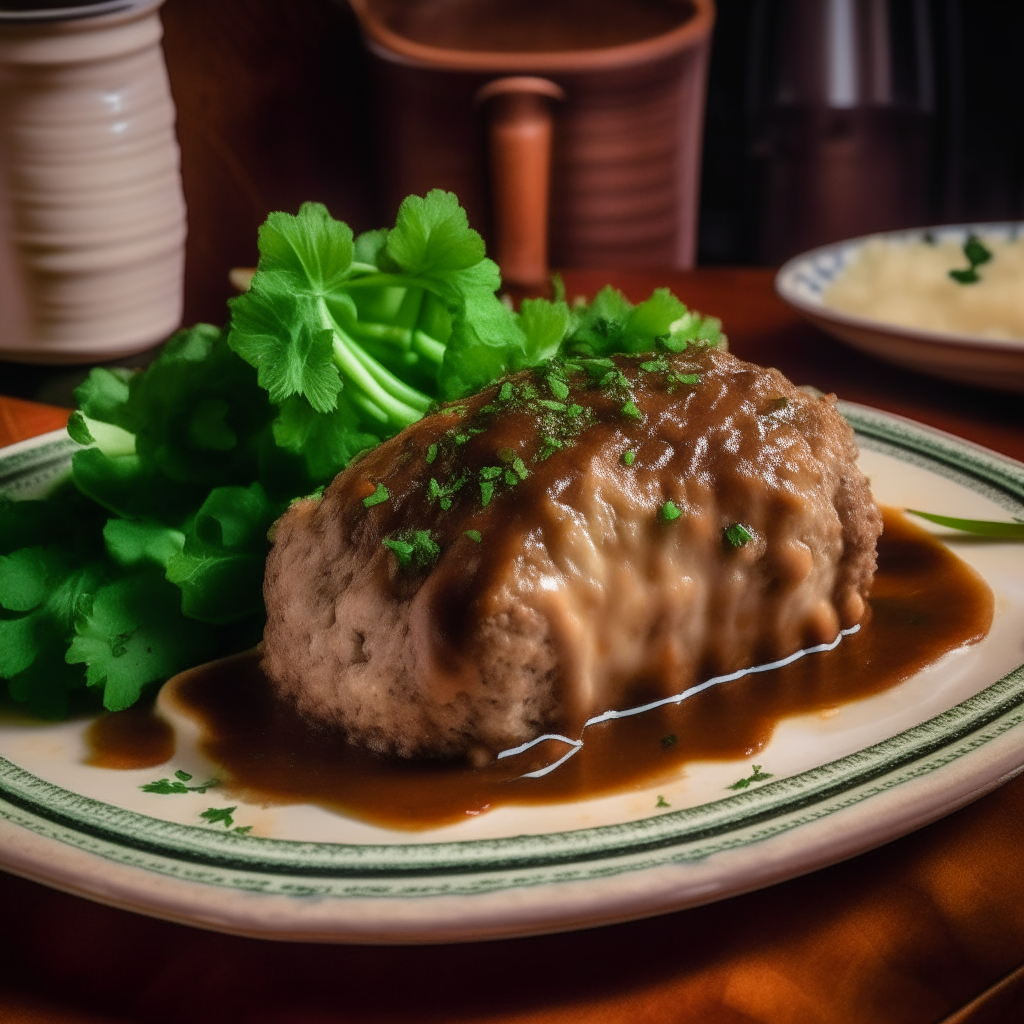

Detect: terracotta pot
[347,0,715,287]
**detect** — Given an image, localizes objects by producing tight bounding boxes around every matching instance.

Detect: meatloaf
[261,347,882,762]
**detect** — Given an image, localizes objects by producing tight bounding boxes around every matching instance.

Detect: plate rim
[774,220,1024,353]
[2,408,1024,907]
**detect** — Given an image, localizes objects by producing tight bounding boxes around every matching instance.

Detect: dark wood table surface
[2,267,1024,1024]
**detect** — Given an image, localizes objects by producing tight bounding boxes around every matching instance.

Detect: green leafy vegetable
[66,571,219,711]
[0,189,728,720]
[164,483,282,626]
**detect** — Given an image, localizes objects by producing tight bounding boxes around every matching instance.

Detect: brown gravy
[86,700,174,770]
[88,509,993,829]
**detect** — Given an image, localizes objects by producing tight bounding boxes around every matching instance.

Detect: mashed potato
[823,234,1024,341]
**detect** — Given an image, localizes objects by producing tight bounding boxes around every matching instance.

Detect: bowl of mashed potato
[775,223,1024,393]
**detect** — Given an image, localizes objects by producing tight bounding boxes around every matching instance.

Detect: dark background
[2,0,1022,399]
[152,0,1024,327]
[699,0,1024,264]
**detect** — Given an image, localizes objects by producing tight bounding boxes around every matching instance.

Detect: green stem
[348,321,414,349]
[411,330,446,365]
[330,332,424,426]
[347,262,380,276]
[342,331,432,412]
[317,299,430,427]
[342,273,446,301]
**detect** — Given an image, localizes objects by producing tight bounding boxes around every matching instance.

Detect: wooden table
[2,268,1024,1024]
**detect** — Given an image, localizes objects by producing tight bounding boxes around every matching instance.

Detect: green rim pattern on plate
[1,411,1023,900]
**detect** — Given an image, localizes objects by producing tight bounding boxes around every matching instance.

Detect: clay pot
[348,0,715,287]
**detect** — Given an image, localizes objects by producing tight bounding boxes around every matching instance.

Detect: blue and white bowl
[775,223,1024,393]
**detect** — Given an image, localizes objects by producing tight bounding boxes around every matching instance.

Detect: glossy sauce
[87,508,993,829]
[86,699,174,770]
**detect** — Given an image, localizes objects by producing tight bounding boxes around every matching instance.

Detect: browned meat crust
[262,348,882,761]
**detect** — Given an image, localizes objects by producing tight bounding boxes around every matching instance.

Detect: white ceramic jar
[0,0,185,363]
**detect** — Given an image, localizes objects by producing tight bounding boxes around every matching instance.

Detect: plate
[775,222,1024,393]
[2,412,1024,944]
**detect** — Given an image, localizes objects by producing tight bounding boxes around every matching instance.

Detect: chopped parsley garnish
[425,443,438,464]
[600,369,630,391]
[200,806,237,828]
[728,764,773,790]
[498,381,514,402]
[672,373,700,386]
[578,357,615,377]
[383,530,441,570]
[453,433,470,444]
[538,399,566,412]
[949,234,993,284]
[503,469,519,486]
[363,483,389,508]
[426,472,468,511]
[621,400,642,421]
[655,795,670,808]
[660,733,677,749]
[567,403,584,418]
[512,456,529,480]
[141,769,218,794]
[479,466,502,480]
[464,529,482,543]
[622,450,636,466]
[480,481,495,507]
[661,501,682,522]
[547,376,569,400]
[724,522,753,548]
[539,436,563,460]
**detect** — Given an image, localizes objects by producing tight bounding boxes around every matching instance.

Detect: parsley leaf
[66,571,218,711]
[363,483,389,507]
[949,234,994,285]
[724,523,753,548]
[382,530,441,570]
[200,806,237,828]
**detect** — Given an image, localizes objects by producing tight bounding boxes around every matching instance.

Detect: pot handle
[477,77,564,290]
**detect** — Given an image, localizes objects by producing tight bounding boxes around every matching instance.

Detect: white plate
[775,223,1024,393]
[2,412,1024,944]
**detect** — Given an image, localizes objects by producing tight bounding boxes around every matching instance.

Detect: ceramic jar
[0,0,185,363]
